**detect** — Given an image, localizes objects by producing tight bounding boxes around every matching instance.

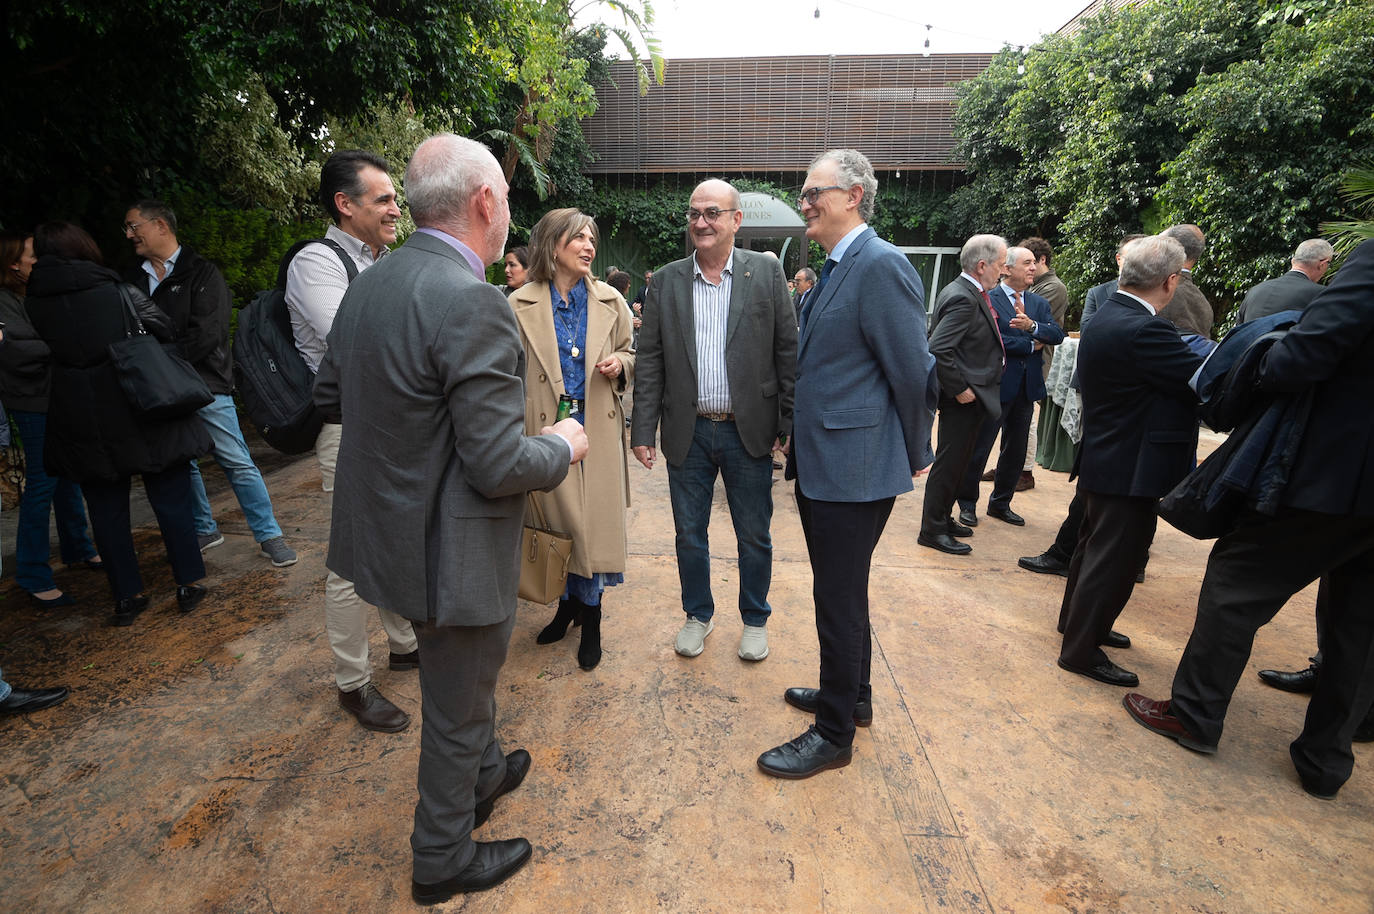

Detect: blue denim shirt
[552,279,589,415]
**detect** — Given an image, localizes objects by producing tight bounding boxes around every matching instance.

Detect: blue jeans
[0,664,10,703]
[665,416,774,627]
[10,409,97,593]
[187,394,282,542]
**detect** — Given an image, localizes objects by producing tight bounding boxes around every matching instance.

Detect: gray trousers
[409,614,515,883]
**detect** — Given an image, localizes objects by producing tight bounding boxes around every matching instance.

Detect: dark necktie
[984,289,1005,365]
[800,259,835,335]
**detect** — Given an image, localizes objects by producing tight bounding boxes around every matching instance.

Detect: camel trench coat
[509,278,636,578]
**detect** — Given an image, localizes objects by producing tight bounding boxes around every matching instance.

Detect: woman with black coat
[24,222,210,626]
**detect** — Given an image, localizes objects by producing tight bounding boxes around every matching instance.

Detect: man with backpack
[284,150,419,734]
[123,200,298,568]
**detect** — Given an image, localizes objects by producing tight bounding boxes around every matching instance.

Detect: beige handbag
[518,492,573,604]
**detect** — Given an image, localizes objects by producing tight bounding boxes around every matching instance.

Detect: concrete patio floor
[1,424,1370,913]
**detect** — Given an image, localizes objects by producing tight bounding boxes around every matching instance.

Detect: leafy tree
[949,0,1374,327]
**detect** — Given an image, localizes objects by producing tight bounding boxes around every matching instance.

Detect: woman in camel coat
[509,208,635,670]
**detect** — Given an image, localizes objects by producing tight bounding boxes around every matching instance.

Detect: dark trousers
[796,486,894,748]
[411,615,514,884]
[82,465,205,602]
[1048,487,1087,562]
[921,398,991,536]
[1170,510,1374,794]
[956,389,1034,514]
[1057,491,1157,668]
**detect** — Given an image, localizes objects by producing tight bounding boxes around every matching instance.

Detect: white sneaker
[738,625,769,661]
[674,618,715,657]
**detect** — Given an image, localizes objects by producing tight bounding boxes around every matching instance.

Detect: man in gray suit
[918,234,1008,556]
[1238,238,1333,323]
[315,134,588,904]
[1158,224,1214,338]
[758,148,935,779]
[631,179,797,663]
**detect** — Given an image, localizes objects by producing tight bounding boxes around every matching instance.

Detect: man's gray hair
[797,267,817,283]
[810,149,879,221]
[1005,245,1030,266]
[1293,238,1334,264]
[1162,224,1205,262]
[131,199,177,235]
[404,134,501,229]
[959,234,1008,273]
[1119,235,1186,290]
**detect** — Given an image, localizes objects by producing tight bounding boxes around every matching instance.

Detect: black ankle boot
[577,603,602,671]
[536,598,580,644]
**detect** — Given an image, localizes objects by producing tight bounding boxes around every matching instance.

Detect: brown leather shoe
[1015,471,1035,491]
[980,468,995,481]
[1122,693,1216,754]
[339,683,410,732]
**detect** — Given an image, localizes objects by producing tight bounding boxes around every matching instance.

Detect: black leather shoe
[918,533,972,555]
[338,683,410,732]
[1058,657,1139,687]
[957,508,979,528]
[1017,552,1069,576]
[412,838,533,903]
[475,749,532,828]
[30,591,75,608]
[176,584,207,614]
[757,726,852,779]
[987,506,1025,526]
[947,519,974,538]
[0,685,69,716]
[111,594,151,627]
[389,650,420,671]
[1353,708,1374,743]
[1102,630,1131,649]
[783,687,873,726]
[1258,665,1319,694]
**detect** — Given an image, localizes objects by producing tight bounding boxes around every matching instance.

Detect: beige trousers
[317,423,417,691]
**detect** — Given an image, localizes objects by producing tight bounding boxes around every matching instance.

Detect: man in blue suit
[957,246,1064,526]
[758,148,936,779]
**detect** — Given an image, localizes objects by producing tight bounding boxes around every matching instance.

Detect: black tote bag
[107,284,213,419]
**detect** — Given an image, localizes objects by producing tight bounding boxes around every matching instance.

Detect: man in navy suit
[917,234,1008,556]
[1125,239,1374,799]
[758,148,935,779]
[957,246,1063,527]
[1056,235,1202,687]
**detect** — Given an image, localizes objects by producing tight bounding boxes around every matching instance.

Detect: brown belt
[698,411,734,422]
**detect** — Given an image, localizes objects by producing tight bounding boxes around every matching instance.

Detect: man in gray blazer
[315,134,588,904]
[918,234,1008,556]
[631,179,797,663]
[758,148,935,779]
[1238,238,1333,323]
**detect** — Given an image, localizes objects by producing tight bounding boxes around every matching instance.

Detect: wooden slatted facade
[580,54,994,175]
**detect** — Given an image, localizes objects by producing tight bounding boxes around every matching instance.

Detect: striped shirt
[692,249,734,414]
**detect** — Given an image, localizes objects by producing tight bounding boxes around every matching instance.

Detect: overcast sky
[579,0,1095,59]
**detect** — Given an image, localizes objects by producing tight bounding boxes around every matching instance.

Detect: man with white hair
[956,246,1063,527]
[917,233,1008,556]
[315,133,588,902]
[1056,235,1202,687]
[1237,238,1334,323]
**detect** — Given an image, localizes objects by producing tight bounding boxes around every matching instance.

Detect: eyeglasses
[685,207,738,224]
[122,218,154,234]
[796,185,846,208]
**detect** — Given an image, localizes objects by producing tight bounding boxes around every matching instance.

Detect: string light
[923,24,931,57]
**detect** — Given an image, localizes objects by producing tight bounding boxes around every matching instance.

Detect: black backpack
[232,238,357,454]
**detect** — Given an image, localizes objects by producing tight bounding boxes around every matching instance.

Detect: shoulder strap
[275,236,359,290]
[115,283,145,336]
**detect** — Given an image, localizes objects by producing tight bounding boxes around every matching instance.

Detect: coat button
[540,412,547,421]
[539,372,547,382]
[608,410,615,418]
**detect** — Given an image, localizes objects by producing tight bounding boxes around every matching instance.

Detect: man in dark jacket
[1125,239,1374,800]
[1056,235,1203,687]
[1237,238,1333,323]
[124,201,296,567]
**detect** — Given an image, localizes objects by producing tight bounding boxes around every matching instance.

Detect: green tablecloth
[1036,399,1076,471]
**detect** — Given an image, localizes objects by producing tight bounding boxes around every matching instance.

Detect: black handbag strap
[115,283,148,338]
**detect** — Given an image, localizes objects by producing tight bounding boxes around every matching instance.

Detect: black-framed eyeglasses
[686,207,737,224]
[122,218,154,234]
[796,185,846,208]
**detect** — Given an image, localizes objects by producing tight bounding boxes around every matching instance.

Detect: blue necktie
[800,259,835,335]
